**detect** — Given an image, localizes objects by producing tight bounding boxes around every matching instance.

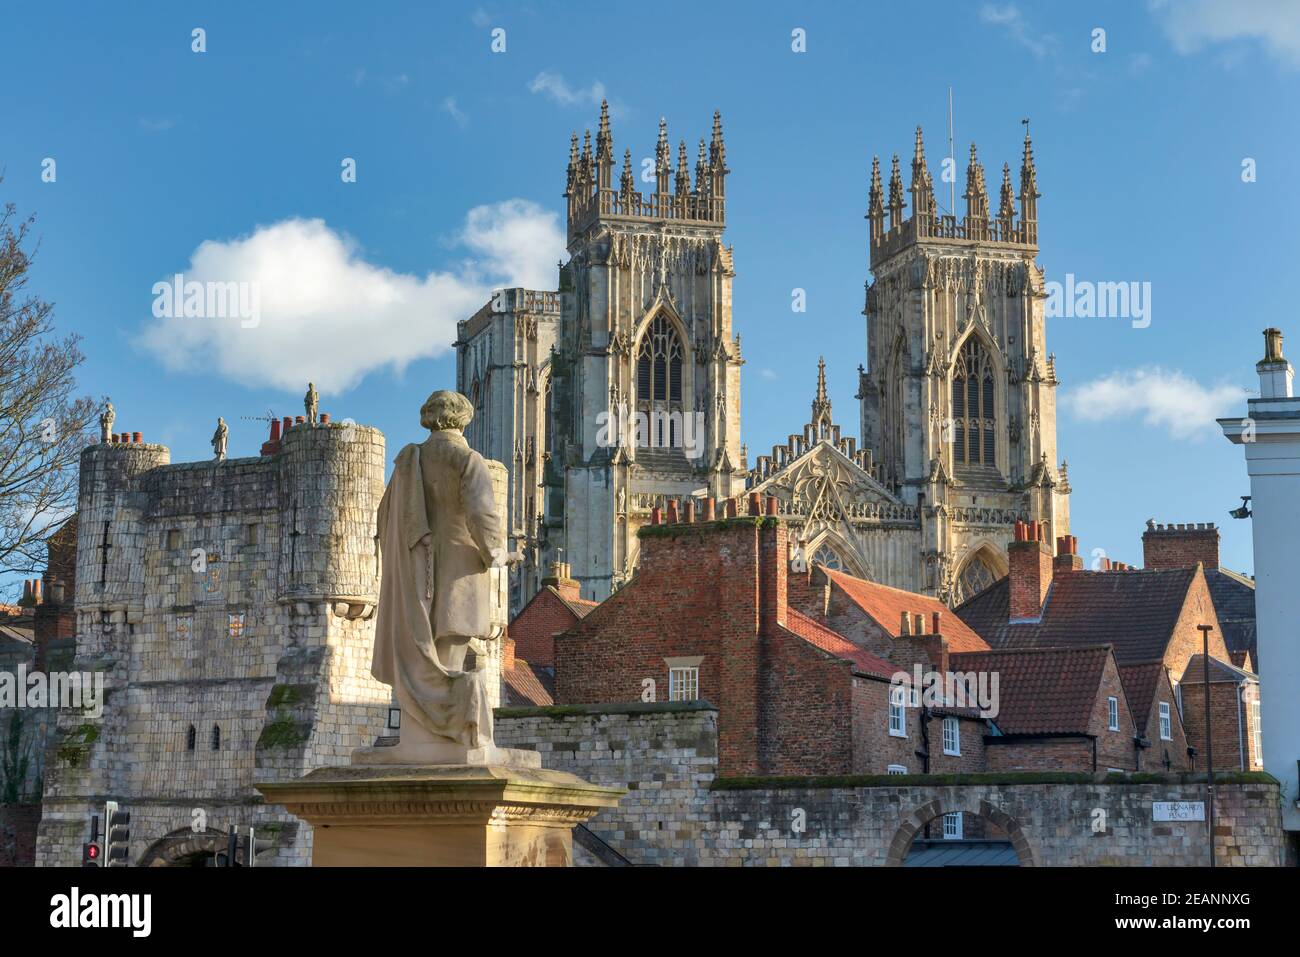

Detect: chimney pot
[765,495,778,516]
[933,610,942,634]
[320,413,331,425]
[703,497,716,521]
[651,507,662,526]
[132,432,143,444]
[900,611,911,636]
[748,492,761,516]
[666,500,679,524]
[684,500,696,523]
[725,498,738,518]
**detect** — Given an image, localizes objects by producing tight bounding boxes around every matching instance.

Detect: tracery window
[812,544,844,571]
[954,553,997,604]
[636,315,684,447]
[951,338,996,468]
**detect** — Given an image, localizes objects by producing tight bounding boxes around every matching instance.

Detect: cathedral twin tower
[456,104,1069,613]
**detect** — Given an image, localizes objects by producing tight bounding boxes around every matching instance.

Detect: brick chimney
[502,632,517,672]
[1008,520,1053,621]
[1142,521,1220,571]
[1054,535,1082,577]
[542,560,582,602]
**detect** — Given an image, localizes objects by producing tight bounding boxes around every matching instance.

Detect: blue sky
[2,0,1297,576]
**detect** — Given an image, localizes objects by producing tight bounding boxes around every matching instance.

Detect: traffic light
[105,801,131,867]
[82,814,101,867]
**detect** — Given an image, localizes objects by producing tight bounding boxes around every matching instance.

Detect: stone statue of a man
[99,399,115,443]
[304,382,319,425]
[367,390,531,766]
[212,417,228,461]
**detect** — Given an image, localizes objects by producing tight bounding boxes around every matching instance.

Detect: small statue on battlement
[212,417,228,461]
[99,398,115,444]
[304,382,319,425]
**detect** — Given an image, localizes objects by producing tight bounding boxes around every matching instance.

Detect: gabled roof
[1179,653,1257,685]
[1204,568,1256,661]
[1117,662,1167,730]
[510,585,599,667]
[955,567,1200,665]
[503,660,556,707]
[951,645,1118,736]
[784,608,896,680]
[823,568,989,653]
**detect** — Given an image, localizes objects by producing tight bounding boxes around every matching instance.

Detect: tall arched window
[954,553,998,604]
[951,338,997,468]
[211,724,221,751]
[186,724,196,751]
[636,315,684,448]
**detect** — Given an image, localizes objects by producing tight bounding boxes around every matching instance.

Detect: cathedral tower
[859,126,1070,602]
[545,103,747,600]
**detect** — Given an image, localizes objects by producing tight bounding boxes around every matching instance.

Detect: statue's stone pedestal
[257,764,625,867]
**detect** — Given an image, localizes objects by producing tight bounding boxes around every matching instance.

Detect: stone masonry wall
[497,704,1287,866]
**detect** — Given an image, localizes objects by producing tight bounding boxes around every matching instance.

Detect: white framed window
[942,717,960,756]
[1159,701,1172,740]
[886,764,907,775]
[1107,696,1119,731]
[668,666,699,702]
[888,686,906,737]
[942,812,963,840]
[1250,697,1262,766]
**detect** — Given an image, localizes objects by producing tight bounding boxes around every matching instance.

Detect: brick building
[1179,654,1263,772]
[956,522,1257,774]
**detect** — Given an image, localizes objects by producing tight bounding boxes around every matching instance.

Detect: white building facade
[1220,327,1300,834]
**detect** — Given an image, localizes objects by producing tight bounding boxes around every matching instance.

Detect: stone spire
[811,357,833,434]
[619,148,635,202]
[998,162,1015,233]
[581,129,593,184]
[595,99,614,188]
[867,155,885,245]
[655,117,671,195]
[565,132,579,197]
[964,143,989,237]
[709,110,728,198]
[887,154,905,230]
[675,139,691,197]
[1019,122,1039,229]
[695,138,710,197]
[909,126,935,221]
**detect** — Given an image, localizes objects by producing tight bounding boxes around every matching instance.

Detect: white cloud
[979,4,1057,60]
[470,7,492,28]
[136,200,565,395]
[441,96,468,128]
[527,71,612,111]
[760,369,778,380]
[1149,0,1300,68]
[1064,367,1247,440]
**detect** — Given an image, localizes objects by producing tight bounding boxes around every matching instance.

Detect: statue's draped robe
[371,431,501,746]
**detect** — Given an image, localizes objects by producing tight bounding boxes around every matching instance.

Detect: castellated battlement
[868,126,1041,267]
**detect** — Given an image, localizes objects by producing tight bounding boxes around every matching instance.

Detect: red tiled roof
[503,661,555,707]
[1118,662,1166,731]
[950,645,1116,736]
[822,568,989,652]
[955,567,1199,665]
[783,609,897,680]
[509,586,598,668]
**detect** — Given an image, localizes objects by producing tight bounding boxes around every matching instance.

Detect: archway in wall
[885,797,1035,867]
